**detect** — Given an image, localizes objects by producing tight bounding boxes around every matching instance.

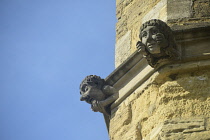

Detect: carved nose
[80,95,89,101]
[146,34,152,42]
[80,96,85,101]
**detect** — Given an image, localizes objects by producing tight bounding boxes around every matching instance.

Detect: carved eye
[152,29,159,35]
[84,86,89,92]
[142,32,147,38]
[152,30,158,34]
[82,84,88,93]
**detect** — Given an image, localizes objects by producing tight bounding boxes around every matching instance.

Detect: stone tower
[80,0,210,139]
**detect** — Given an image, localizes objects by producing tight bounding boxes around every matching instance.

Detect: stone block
[115,30,131,67]
[145,117,209,140]
[162,118,205,134]
[167,0,192,20]
[182,131,210,140]
[192,0,210,18]
[142,0,167,23]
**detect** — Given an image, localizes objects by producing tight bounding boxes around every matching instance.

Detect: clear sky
[1,1,116,140]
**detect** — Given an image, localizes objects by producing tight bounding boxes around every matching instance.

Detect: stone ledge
[113,59,210,109]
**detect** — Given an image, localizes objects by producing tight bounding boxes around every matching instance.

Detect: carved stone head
[137,19,179,67]
[80,75,106,104]
[80,75,118,115]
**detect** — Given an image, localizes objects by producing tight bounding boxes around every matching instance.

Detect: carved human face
[80,84,105,104]
[141,26,162,54]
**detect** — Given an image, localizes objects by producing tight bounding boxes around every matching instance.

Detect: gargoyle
[80,75,118,115]
[136,19,180,67]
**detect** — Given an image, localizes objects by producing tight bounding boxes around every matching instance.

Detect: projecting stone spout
[136,19,180,67]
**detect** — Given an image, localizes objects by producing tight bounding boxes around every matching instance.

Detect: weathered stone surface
[192,0,210,18]
[115,30,131,67]
[142,0,167,23]
[124,124,142,140]
[144,117,206,139]
[109,61,210,139]
[110,102,132,140]
[206,117,210,131]
[144,117,210,140]
[167,0,192,20]
[162,118,205,134]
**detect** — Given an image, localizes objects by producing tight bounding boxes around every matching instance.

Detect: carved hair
[80,75,105,95]
[139,19,178,58]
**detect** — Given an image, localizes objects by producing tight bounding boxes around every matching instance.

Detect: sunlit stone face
[141,26,161,54]
[80,84,105,104]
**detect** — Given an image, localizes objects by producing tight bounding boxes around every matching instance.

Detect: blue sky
[1,1,116,140]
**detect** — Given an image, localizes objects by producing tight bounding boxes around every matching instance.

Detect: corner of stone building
[108,0,210,139]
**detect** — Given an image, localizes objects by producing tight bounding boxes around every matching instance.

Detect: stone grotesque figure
[80,75,118,115]
[136,19,179,67]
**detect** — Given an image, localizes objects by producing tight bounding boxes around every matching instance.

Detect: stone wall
[106,0,210,139]
[115,0,210,67]
[109,63,210,139]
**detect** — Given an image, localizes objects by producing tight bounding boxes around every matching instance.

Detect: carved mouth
[147,43,155,48]
[147,43,156,49]
[86,96,94,104]
[81,95,93,104]
[88,98,94,104]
